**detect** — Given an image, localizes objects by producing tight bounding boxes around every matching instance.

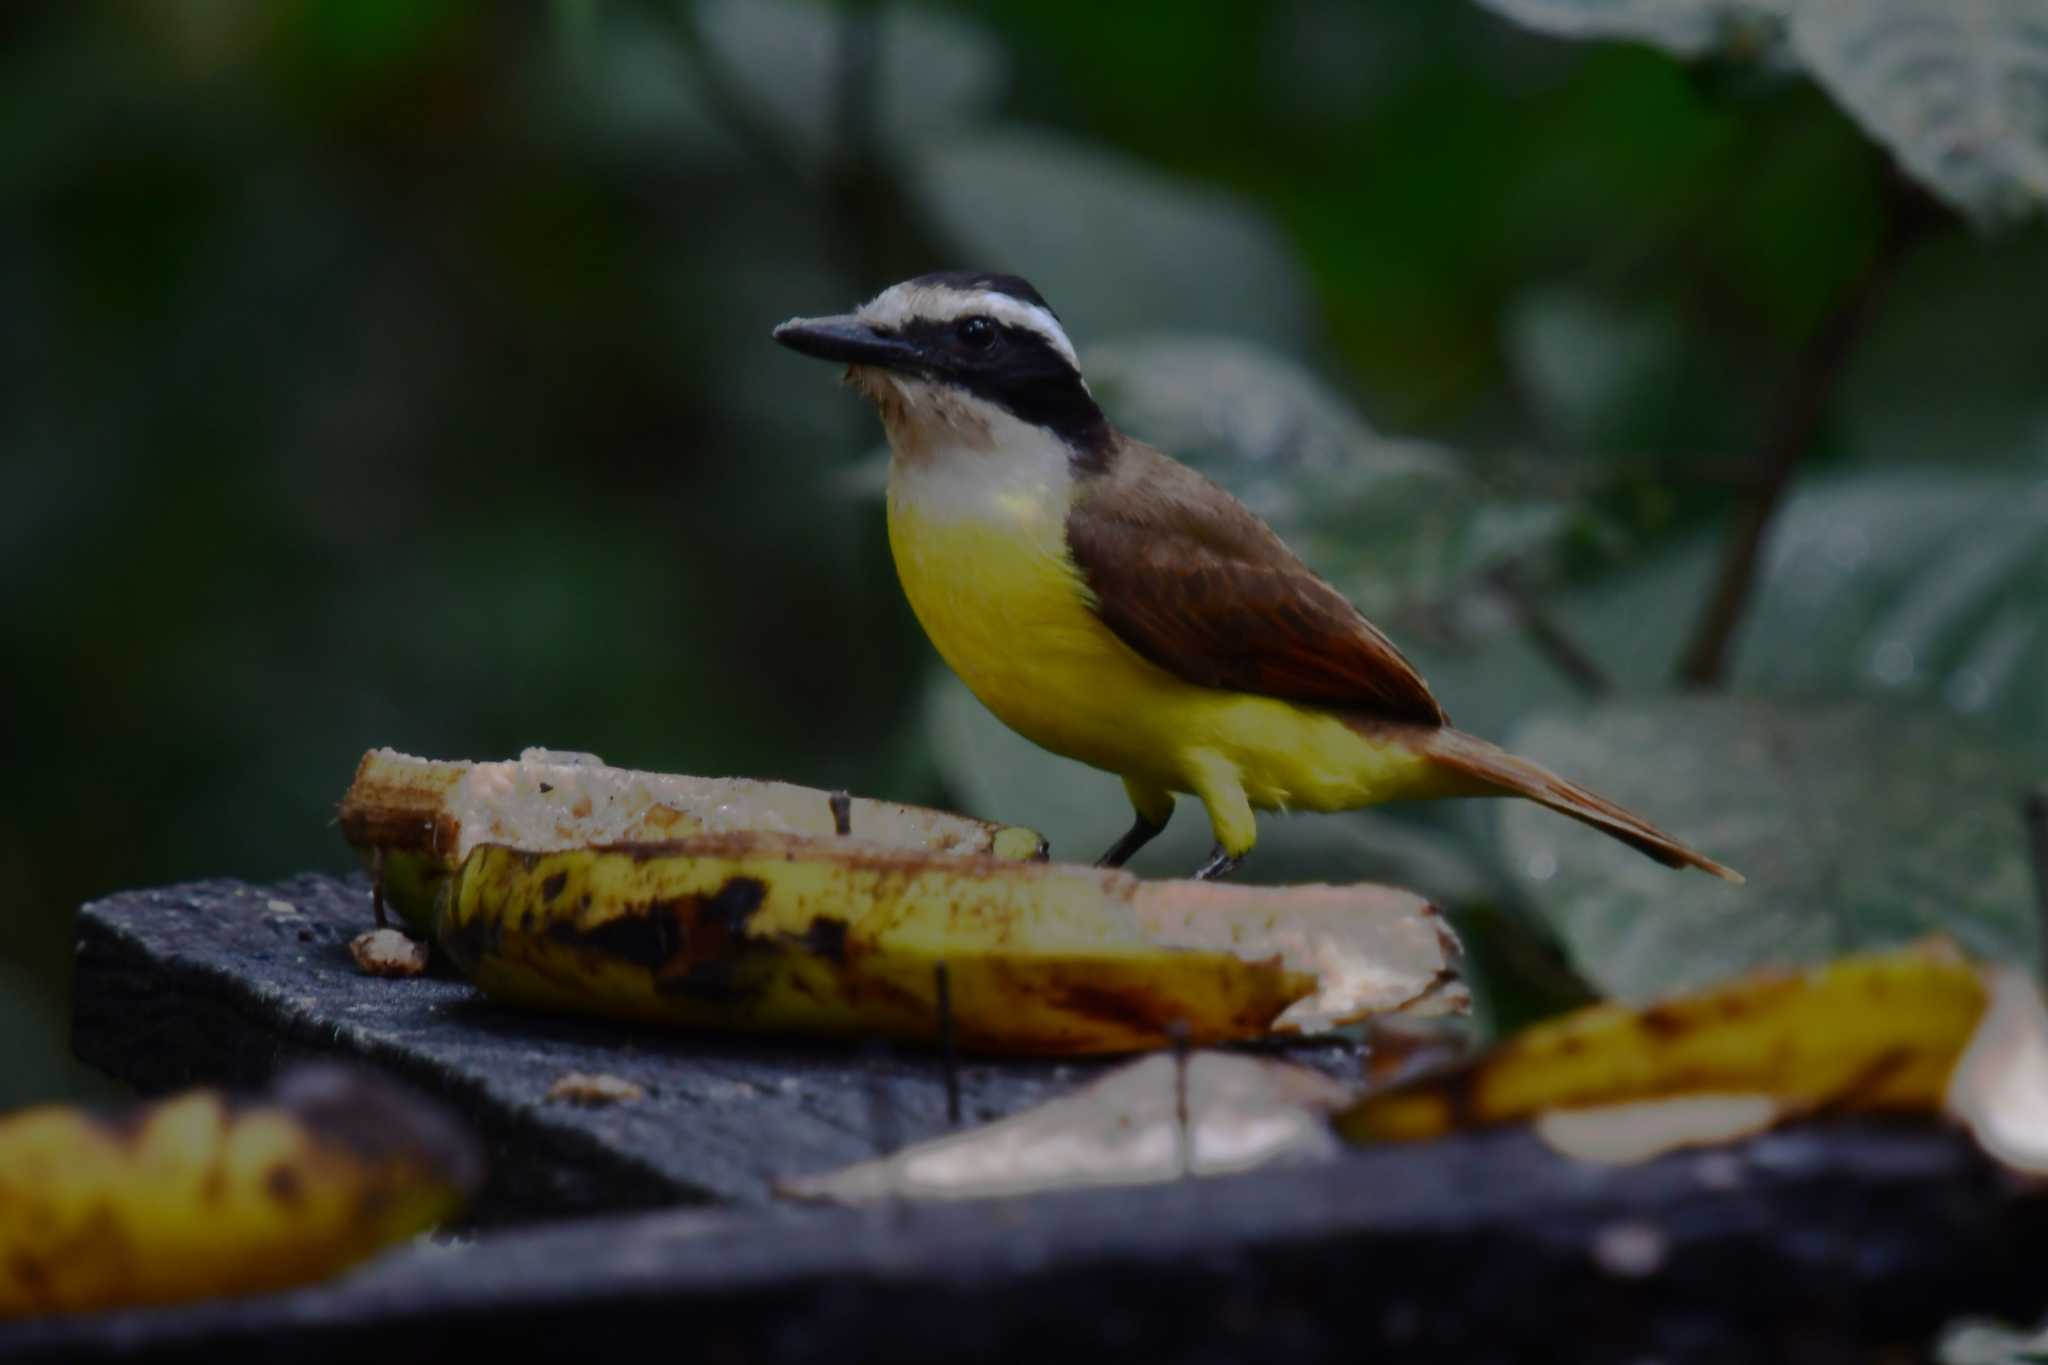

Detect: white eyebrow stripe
[856,284,1080,372]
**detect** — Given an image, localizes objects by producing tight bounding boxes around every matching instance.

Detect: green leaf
[1083,335,1572,622]
[1504,287,1690,456]
[1728,469,2048,742]
[698,0,1008,162]
[909,134,1314,349]
[1841,233,2048,469]
[1498,694,2043,998]
[1475,0,2048,225]
[1525,468,2048,747]
[1789,1,2048,227]
[1940,1316,2048,1365]
[0,964,123,1108]
[567,0,1005,164]
[1473,0,1792,60]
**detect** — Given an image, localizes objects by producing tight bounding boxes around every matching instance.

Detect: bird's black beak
[771,314,924,371]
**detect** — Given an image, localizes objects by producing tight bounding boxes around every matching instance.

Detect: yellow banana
[0,1065,480,1320]
[1339,942,1988,1143]
[337,747,1048,936]
[438,836,1339,1054]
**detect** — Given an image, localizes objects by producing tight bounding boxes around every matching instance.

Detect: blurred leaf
[1440,900,1605,1038]
[1841,232,2048,468]
[554,6,734,159]
[1498,282,1765,576]
[1498,695,2042,998]
[1473,0,1792,60]
[1789,1,2048,227]
[696,0,1008,162]
[0,964,121,1109]
[1503,286,1694,456]
[1477,0,2048,224]
[1084,334,1572,621]
[1942,1317,2048,1365]
[910,132,1314,348]
[1528,468,2048,746]
[565,0,1007,168]
[1727,469,2048,741]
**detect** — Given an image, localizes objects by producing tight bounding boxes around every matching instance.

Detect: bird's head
[772,271,1109,464]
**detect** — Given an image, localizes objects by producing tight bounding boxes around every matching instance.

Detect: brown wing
[1066,439,1446,727]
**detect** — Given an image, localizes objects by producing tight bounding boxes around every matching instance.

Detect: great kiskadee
[774,271,1740,884]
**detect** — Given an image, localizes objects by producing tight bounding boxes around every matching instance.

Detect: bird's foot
[1095,811,1167,868]
[1192,846,1243,881]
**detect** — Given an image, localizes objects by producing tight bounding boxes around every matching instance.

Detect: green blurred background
[7,0,2046,1103]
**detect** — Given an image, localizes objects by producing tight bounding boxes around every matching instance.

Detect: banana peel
[1135,880,1467,1033]
[341,749,1466,1053]
[0,1065,481,1320]
[780,1052,1351,1203]
[337,748,1050,936]
[438,837,1464,1055]
[788,944,2048,1201]
[1338,941,1994,1157]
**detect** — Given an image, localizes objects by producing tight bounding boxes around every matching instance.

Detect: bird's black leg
[1095,809,1168,868]
[1192,846,1243,881]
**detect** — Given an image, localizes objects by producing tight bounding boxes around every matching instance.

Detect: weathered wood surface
[8,1119,2043,1364]
[70,873,1184,1217]
[28,872,2048,1364]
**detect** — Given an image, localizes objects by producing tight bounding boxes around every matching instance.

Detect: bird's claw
[1095,811,1168,868]
[1192,846,1242,881]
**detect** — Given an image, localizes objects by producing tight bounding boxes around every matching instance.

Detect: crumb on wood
[547,1072,647,1107]
[350,927,429,978]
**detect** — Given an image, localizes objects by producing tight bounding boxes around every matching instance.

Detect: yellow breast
[877,396,1450,818]
[886,466,1161,777]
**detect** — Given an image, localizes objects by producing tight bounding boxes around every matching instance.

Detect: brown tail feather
[1416,728,1744,883]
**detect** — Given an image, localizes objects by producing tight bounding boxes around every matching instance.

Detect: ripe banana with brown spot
[0,1065,481,1319]
[338,748,1048,936]
[1339,943,1989,1143]
[439,835,1325,1055]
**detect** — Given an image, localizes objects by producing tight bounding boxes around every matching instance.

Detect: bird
[772,270,1740,884]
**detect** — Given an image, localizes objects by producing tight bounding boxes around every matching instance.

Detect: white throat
[871,375,1075,527]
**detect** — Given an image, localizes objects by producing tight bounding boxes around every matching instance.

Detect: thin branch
[821,0,957,284]
[1486,567,1611,697]
[1675,173,1931,687]
[2027,785,2048,984]
[666,0,955,283]
[1642,455,1773,489]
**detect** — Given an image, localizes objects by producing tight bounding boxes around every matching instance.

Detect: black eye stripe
[896,317,1065,364]
[889,316,1108,467]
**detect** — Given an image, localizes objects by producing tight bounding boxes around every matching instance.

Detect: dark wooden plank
[49,872,2048,1364]
[70,873,1187,1217]
[6,1123,2044,1364]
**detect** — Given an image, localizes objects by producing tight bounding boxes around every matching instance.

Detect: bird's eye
[956,316,996,349]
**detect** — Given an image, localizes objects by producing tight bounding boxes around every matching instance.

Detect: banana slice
[0,1065,480,1319]
[337,748,1048,935]
[1339,941,1988,1145]
[438,837,1458,1055]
